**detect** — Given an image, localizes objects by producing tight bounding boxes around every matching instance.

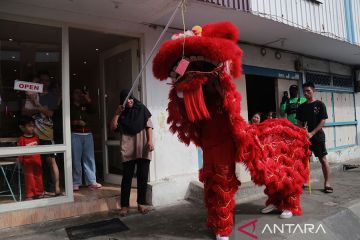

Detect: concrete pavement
[0,166,360,240]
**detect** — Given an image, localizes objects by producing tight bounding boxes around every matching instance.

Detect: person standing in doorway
[280,85,307,124]
[70,88,102,191]
[110,89,154,217]
[296,82,333,193]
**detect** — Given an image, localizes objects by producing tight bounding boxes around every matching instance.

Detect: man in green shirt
[280,85,307,124]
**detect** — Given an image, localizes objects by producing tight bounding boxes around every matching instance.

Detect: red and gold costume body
[153,22,310,236]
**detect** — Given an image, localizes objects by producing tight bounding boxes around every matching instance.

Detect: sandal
[324,186,333,193]
[138,205,149,215]
[119,207,129,217]
[33,195,44,199]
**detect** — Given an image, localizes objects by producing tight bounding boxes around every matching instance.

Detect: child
[17,116,44,200]
[250,112,261,124]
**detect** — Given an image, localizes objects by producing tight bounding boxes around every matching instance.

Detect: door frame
[99,40,139,184]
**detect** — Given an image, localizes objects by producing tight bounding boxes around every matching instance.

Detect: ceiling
[69,28,135,71]
[152,1,360,66]
[1,0,359,66]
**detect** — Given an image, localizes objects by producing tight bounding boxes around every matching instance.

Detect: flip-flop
[138,205,149,214]
[33,195,45,199]
[119,208,129,217]
[324,186,333,193]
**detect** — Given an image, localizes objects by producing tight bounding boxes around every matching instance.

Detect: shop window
[0,19,63,147]
[306,71,354,91]
[0,153,65,205]
[333,75,353,88]
[305,72,331,86]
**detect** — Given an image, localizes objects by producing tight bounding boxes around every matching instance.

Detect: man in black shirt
[296,82,332,193]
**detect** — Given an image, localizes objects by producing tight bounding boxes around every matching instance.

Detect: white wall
[302,57,353,75]
[240,44,298,72]
[0,1,200,206]
[234,75,252,183]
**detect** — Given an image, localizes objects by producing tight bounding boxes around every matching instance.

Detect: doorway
[246,75,276,122]
[69,28,140,185]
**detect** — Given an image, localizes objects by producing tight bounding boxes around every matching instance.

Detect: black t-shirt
[296,100,328,141]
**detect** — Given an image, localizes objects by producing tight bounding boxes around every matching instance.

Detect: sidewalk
[0,166,360,240]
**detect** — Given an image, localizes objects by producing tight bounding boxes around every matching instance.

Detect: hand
[281,95,289,104]
[307,132,314,139]
[110,119,118,131]
[39,106,53,117]
[77,120,86,127]
[115,105,125,115]
[147,141,154,152]
[28,93,37,103]
[82,92,91,103]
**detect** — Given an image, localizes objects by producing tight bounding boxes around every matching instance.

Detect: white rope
[122,0,184,106]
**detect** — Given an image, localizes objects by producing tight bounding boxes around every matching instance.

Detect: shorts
[310,138,327,158]
[39,139,57,159]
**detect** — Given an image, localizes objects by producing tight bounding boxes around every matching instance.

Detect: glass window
[0,153,66,205]
[0,19,63,147]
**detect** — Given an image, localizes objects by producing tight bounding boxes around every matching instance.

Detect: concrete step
[186,160,354,204]
[0,183,137,229]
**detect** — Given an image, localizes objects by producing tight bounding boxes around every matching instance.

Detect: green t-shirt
[280,97,307,124]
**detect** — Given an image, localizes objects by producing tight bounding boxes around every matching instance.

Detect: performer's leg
[201,140,240,237]
[263,182,282,210]
[282,193,302,216]
[206,170,239,236]
[264,188,302,217]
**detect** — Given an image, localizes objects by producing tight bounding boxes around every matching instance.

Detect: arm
[82,92,96,114]
[22,106,40,116]
[22,105,53,117]
[280,102,287,114]
[297,120,304,128]
[17,138,24,163]
[308,102,327,138]
[280,95,289,114]
[308,119,326,139]
[110,105,124,131]
[146,126,154,152]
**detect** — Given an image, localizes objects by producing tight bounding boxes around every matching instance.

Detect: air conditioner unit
[355,70,360,92]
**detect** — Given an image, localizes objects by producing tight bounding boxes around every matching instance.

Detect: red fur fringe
[183,86,210,122]
[153,21,311,235]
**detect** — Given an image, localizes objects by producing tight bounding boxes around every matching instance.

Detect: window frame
[0,17,73,213]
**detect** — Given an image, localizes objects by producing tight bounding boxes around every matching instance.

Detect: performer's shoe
[216,235,229,240]
[280,210,293,219]
[261,204,277,214]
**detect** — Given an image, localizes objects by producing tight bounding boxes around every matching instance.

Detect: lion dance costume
[153,22,310,238]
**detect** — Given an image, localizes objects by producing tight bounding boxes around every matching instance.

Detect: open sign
[14,80,43,93]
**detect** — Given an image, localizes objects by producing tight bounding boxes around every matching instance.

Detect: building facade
[0,0,359,228]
